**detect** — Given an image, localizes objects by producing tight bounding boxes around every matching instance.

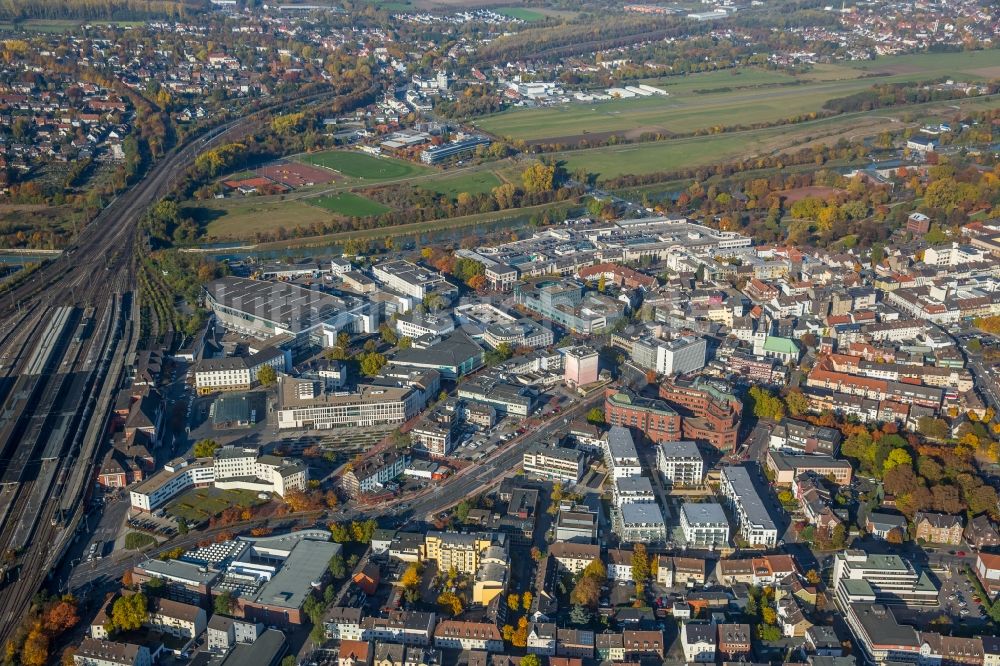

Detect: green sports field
[420,171,503,197]
[476,50,1000,143]
[298,151,430,181]
[310,192,390,217]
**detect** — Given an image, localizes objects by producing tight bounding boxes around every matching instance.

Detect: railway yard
[0,86,356,645]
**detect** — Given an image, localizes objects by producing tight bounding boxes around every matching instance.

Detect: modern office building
[372,260,456,301]
[277,374,434,430]
[719,465,779,547]
[514,278,625,334]
[832,551,939,608]
[458,374,535,418]
[658,376,742,451]
[655,336,708,376]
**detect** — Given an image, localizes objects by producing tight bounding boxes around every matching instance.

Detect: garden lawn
[166,487,264,523]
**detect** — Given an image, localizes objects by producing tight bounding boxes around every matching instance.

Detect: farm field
[553,110,913,180]
[476,49,1000,143]
[297,150,431,181]
[419,171,503,196]
[309,192,390,217]
[496,7,547,21]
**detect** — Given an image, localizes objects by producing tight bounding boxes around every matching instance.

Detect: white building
[395,311,455,339]
[74,639,151,666]
[129,448,307,512]
[213,447,308,497]
[603,426,642,479]
[523,444,585,484]
[615,502,668,543]
[656,336,707,376]
[193,347,287,396]
[680,502,730,548]
[832,550,939,608]
[682,624,716,663]
[656,440,703,487]
[373,260,454,301]
[719,465,779,547]
[612,476,656,509]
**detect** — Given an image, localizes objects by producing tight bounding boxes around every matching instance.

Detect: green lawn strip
[252,199,581,251]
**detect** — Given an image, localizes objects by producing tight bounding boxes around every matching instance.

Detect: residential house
[866,511,908,540]
[716,624,752,660]
[73,639,152,666]
[966,515,1000,550]
[914,512,963,545]
[526,623,556,656]
[596,633,624,662]
[434,621,503,652]
[556,628,595,659]
[622,630,664,661]
[548,543,600,575]
[146,598,206,639]
[339,641,372,666]
[682,623,716,663]
[327,607,365,641]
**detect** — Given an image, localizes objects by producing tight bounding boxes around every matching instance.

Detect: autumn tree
[511,617,529,647]
[570,575,601,608]
[193,439,219,458]
[631,544,651,597]
[257,365,277,387]
[110,593,148,633]
[521,161,556,194]
[21,624,48,666]
[43,597,79,635]
[438,591,464,617]
[401,562,423,591]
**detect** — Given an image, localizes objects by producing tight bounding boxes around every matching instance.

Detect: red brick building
[604,388,681,444]
[658,376,742,451]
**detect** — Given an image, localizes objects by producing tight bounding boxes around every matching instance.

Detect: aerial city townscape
[1,0,1000,665]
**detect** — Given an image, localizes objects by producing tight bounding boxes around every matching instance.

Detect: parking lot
[939,570,987,623]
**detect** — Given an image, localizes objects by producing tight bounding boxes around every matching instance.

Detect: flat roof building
[719,465,779,547]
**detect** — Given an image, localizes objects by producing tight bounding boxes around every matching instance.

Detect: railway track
[0,84,373,643]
